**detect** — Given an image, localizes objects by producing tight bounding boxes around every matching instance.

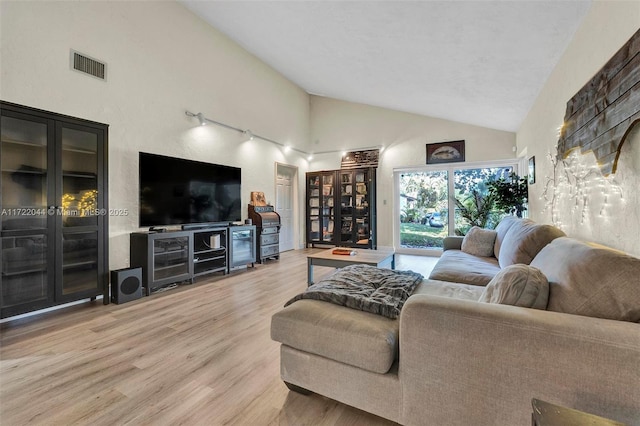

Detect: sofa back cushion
[498,220,565,268]
[493,215,519,258]
[478,264,549,309]
[531,237,640,322]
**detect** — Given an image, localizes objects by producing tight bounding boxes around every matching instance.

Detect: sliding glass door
[395,159,521,255]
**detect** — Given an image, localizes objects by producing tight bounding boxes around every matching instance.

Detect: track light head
[244,130,254,141]
[196,113,206,126]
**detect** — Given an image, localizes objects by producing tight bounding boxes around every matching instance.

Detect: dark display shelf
[306,168,376,249]
[1,101,109,319]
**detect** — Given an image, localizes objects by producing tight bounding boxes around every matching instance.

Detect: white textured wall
[517,1,640,256]
[0,1,311,269]
[309,96,516,247]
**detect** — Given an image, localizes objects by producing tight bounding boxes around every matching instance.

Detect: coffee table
[307,247,396,285]
[531,398,624,426]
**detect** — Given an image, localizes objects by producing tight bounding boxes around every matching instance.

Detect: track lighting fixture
[184,110,382,162]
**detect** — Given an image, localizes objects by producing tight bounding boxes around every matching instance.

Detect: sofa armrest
[399,295,640,426]
[442,236,463,251]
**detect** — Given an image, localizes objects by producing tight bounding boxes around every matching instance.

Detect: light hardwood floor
[0,249,437,426]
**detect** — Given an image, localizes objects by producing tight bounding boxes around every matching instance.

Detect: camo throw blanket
[285,264,423,319]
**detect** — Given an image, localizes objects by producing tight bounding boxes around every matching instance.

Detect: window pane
[453,167,512,235]
[399,171,448,249]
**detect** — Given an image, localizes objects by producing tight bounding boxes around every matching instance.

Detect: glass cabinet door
[307,171,337,245]
[354,170,370,245]
[308,174,320,242]
[321,173,335,242]
[153,236,189,281]
[58,124,103,299]
[231,229,255,266]
[1,113,53,310]
[339,171,354,243]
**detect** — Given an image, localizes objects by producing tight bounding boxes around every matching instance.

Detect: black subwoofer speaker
[111,267,143,304]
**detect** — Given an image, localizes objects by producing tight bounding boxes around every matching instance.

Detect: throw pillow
[478,264,549,309]
[461,226,498,257]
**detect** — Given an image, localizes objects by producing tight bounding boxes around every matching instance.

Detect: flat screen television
[139,152,241,227]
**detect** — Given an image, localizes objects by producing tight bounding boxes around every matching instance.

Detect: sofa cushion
[493,215,519,258]
[531,237,640,322]
[413,279,485,301]
[429,249,500,286]
[498,220,565,268]
[462,226,497,257]
[271,299,398,374]
[478,264,549,309]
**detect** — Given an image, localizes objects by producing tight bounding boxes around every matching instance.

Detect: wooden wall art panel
[557,28,640,176]
[340,149,379,169]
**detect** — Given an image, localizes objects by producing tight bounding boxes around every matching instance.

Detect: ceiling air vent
[70,50,106,81]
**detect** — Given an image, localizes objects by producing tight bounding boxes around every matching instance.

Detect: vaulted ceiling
[180,1,591,132]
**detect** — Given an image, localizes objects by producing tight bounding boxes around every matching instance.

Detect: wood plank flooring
[0,249,437,426]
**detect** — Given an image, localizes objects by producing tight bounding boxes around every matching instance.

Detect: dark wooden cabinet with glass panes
[1,101,109,318]
[306,168,376,249]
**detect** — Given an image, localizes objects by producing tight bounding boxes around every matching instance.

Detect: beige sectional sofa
[429,215,565,286]
[271,217,640,425]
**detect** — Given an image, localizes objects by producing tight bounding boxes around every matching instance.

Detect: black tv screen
[139,152,241,227]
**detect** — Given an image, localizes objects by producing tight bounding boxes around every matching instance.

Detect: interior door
[276,163,296,252]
